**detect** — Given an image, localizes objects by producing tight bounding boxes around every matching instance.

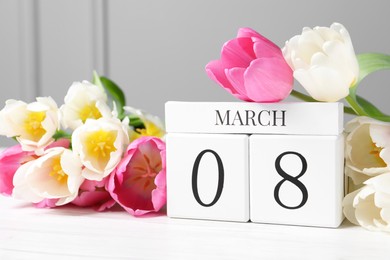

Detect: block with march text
[249,134,344,227]
[165,101,344,227]
[166,133,250,222]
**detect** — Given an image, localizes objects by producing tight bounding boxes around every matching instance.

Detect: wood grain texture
[1,196,389,260]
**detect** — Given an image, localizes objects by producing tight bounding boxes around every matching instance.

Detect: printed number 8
[274,151,308,210]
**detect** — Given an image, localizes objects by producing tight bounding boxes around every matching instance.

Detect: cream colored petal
[82,167,104,181]
[12,161,43,203]
[61,149,83,177]
[345,165,371,186]
[343,189,361,225]
[365,173,390,193]
[315,26,342,41]
[294,66,348,102]
[353,188,383,230]
[370,124,390,165]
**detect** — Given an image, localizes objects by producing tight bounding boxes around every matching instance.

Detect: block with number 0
[166,133,250,222]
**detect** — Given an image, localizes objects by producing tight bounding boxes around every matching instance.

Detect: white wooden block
[249,134,344,228]
[167,133,249,222]
[165,102,343,135]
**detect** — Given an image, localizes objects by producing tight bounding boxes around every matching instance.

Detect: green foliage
[347,53,390,121]
[92,71,126,118]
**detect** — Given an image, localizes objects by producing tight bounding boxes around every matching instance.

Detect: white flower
[123,106,166,141]
[343,173,390,232]
[345,117,390,186]
[12,147,84,206]
[282,23,359,102]
[0,97,59,154]
[72,117,129,181]
[60,81,112,130]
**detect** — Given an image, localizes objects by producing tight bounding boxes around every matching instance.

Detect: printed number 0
[274,151,308,209]
[192,149,224,207]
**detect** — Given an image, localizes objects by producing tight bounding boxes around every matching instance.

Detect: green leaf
[356,95,390,122]
[127,114,145,129]
[344,53,390,121]
[357,53,390,84]
[100,76,126,116]
[92,71,126,116]
[92,71,105,91]
[53,130,72,141]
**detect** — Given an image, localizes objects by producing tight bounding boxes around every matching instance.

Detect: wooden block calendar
[165,102,344,228]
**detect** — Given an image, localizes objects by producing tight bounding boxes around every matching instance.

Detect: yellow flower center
[24,111,46,141]
[49,156,68,184]
[85,129,117,164]
[135,120,164,139]
[369,143,387,167]
[79,103,102,123]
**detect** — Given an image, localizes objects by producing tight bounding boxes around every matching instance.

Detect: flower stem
[290,90,317,102]
[291,90,358,116]
[345,94,368,116]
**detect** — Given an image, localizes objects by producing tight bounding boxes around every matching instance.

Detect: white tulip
[12,147,84,206]
[72,117,129,181]
[283,23,359,102]
[123,106,166,141]
[60,81,112,130]
[345,117,390,187]
[343,173,390,232]
[0,97,59,154]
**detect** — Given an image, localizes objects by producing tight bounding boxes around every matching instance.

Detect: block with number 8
[249,134,344,227]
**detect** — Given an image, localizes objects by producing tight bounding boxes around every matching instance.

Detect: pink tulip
[71,178,116,211]
[107,137,166,216]
[34,198,59,208]
[206,27,293,102]
[0,139,70,196]
[0,145,32,196]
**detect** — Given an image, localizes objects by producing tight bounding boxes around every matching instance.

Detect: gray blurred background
[1,0,389,145]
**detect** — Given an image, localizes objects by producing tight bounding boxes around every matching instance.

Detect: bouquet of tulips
[0,72,166,216]
[206,23,390,232]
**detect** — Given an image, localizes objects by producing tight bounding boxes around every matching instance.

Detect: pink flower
[72,178,116,211]
[107,137,166,216]
[34,198,59,208]
[0,145,32,196]
[0,139,70,196]
[206,27,293,102]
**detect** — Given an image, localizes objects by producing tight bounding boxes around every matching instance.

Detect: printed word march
[165,102,344,228]
[215,109,286,127]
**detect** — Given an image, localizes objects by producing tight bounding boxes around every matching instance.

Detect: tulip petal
[343,189,361,225]
[294,67,349,102]
[12,161,43,203]
[322,40,358,84]
[108,137,166,216]
[354,187,389,230]
[206,60,248,100]
[370,124,390,165]
[346,123,387,171]
[237,27,263,39]
[253,37,283,59]
[315,26,343,43]
[244,58,293,102]
[221,38,256,68]
[225,67,250,99]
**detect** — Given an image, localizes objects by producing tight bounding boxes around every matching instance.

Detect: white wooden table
[1,196,389,260]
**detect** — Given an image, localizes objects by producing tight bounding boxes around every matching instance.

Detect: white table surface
[1,196,389,260]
